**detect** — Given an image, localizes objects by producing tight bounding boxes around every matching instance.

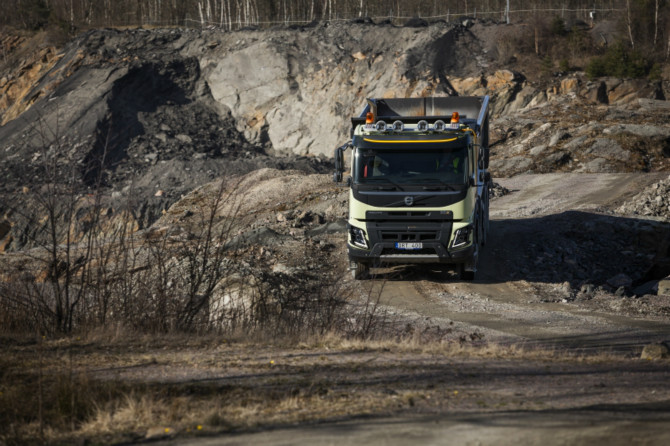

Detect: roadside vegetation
[0,128,389,444]
[2,331,651,445]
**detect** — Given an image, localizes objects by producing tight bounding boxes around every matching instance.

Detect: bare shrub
[0,117,380,341]
[0,123,248,335]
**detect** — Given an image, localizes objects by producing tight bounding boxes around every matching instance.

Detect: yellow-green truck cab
[333,96,491,280]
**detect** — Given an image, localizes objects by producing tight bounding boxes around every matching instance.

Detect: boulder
[586,138,630,161]
[530,144,548,156]
[658,277,670,296]
[560,77,579,94]
[640,343,669,360]
[545,150,570,167]
[505,85,540,113]
[577,157,609,173]
[562,135,589,152]
[490,156,533,176]
[210,272,267,325]
[351,51,366,61]
[450,76,485,96]
[606,78,663,104]
[486,70,518,91]
[548,131,570,147]
[607,273,633,289]
[603,124,670,139]
[582,81,608,104]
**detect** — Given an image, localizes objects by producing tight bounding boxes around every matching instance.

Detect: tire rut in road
[355,173,670,353]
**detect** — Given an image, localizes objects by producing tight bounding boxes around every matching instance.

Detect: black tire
[481,190,489,246]
[459,264,475,281]
[352,261,370,280]
[439,265,454,282]
[477,214,484,248]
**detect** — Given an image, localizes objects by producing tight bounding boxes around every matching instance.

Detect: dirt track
[156,173,670,446]
[169,410,670,446]
[364,173,670,352]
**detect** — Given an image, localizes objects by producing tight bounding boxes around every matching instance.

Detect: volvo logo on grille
[404,196,414,206]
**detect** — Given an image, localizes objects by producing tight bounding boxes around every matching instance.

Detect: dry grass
[299,332,625,363]
[2,332,664,445]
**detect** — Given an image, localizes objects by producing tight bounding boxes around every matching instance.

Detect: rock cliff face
[1,22,666,162]
[198,22,484,155]
[0,21,668,253]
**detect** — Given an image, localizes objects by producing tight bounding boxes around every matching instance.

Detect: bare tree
[626,0,635,49]
[654,0,659,48]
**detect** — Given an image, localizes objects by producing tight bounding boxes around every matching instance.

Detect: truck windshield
[353,147,468,186]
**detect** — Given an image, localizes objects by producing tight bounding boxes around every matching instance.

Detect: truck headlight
[349,227,368,249]
[451,225,472,249]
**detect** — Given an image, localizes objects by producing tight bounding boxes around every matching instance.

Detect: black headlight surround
[451,225,473,249]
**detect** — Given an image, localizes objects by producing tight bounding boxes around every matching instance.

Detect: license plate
[395,242,423,250]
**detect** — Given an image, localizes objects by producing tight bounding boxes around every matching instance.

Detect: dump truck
[333,96,491,280]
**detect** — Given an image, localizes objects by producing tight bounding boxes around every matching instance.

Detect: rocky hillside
[0,20,669,254]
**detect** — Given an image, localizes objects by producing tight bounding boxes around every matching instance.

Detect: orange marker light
[451,112,459,123]
[366,112,374,124]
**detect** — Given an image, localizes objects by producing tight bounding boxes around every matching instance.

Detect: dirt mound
[0,28,337,251]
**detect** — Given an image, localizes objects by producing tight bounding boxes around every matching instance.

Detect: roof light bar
[433,120,446,132]
[366,118,465,134]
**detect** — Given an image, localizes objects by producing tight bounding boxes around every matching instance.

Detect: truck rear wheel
[351,261,370,280]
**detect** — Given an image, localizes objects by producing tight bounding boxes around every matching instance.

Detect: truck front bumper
[348,242,475,264]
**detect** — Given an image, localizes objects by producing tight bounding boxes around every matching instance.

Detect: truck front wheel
[459,264,475,281]
[351,261,370,280]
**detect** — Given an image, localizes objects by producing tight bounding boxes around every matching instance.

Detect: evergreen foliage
[586,42,651,78]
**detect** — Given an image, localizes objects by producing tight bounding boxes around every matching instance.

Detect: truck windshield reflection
[354,147,468,186]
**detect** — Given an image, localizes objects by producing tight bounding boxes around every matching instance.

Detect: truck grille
[381,248,437,256]
[380,231,440,242]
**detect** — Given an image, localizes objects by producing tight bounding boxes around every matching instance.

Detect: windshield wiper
[416,178,461,191]
[361,178,405,191]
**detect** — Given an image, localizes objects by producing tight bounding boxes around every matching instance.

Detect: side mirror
[333,142,351,184]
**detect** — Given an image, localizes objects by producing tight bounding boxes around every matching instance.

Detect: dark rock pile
[490,182,510,199]
[486,210,670,296]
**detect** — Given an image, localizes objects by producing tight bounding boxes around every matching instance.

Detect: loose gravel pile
[617,175,670,220]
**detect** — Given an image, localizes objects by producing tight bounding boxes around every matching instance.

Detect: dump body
[334,96,491,280]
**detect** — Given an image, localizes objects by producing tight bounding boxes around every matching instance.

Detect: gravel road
[369,173,670,353]
[156,173,670,446]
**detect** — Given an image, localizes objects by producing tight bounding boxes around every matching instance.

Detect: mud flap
[350,260,370,280]
[460,224,479,280]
